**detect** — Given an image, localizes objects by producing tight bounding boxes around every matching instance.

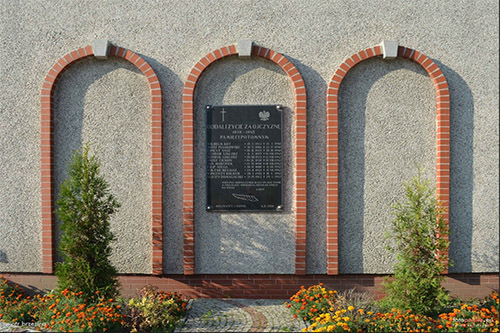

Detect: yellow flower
[348,306,354,311]
[343,316,350,322]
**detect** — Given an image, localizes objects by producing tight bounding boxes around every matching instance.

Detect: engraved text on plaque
[206,105,283,211]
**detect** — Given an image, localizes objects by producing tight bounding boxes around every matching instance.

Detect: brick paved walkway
[175,299,306,332]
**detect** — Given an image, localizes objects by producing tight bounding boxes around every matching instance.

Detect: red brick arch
[326,45,450,275]
[182,44,308,275]
[40,45,163,275]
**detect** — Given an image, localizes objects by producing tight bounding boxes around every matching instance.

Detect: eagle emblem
[259,111,270,121]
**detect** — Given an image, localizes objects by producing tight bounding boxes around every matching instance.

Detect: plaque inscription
[206,105,283,211]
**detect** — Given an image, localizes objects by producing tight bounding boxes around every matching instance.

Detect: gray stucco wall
[0,0,498,274]
[338,58,436,273]
[52,58,152,273]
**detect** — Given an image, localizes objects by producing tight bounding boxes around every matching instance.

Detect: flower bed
[286,284,499,332]
[0,276,188,332]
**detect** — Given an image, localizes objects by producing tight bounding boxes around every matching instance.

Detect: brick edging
[40,45,163,275]
[182,44,307,275]
[326,45,450,275]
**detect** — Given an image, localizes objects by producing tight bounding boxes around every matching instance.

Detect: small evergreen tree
[382,168,450,314]
[55,144,120,298]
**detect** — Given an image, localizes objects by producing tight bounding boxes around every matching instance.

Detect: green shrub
[382,168,451,315]
[127,285,188,333]
[55,144,120,299]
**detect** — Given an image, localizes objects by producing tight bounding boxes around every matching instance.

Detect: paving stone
[175,299,306,332]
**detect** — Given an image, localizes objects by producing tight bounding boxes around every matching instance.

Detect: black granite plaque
[206,105,283,211]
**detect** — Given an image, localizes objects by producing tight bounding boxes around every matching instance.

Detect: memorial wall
[0,0,498,285]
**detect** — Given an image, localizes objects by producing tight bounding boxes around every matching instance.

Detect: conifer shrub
[55,144,120,299]
[381,169,451,315]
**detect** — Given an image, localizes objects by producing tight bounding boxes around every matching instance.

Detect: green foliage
[127,285,188,333]
[382,168,451,315]
[55,144,120,299]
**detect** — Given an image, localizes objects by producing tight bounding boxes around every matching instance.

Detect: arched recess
[182,44,307,275]
[40,44,163,275]
[326,45,450,275]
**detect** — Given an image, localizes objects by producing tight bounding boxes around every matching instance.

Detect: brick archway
[41,44,163,275]
[182,44,308,275]
[326,45,450,275]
